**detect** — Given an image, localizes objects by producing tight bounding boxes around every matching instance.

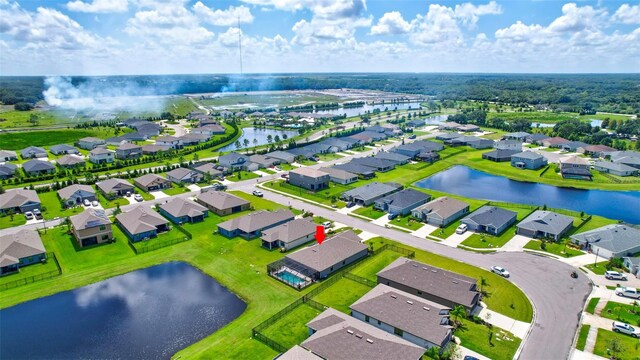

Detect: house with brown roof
[96,178,134,198]
[559,155,592,180]
[578,144,616,158]
[261,218,317,250]
[411,197,470,227]
[57,155,86,168]
[70,209,113,248]
[57,184,96,207]
[141,144,171,155]
[0,189,41,214]
[377,257,480,312]
[115,206,169,242]
[0,229,47,275]
[319,167,358,185]
[541,137,570,148]
[159,197,208,224]
[134,174,172,192]
[166,167,204,184]
[218,209,294,239]
[195,191,250,216]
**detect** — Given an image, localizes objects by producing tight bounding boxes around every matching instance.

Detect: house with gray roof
[50,144,79,155]
[623,257,640,278]
[57,184,96,207]
[319,137,352,151]
[0,189,40,214]
[458,124,480,132]
[115,206,169,242]
[218,209,294,239]
[461,205,518,235]
[218,152,250,171]
[134,173,172,192]
[0,150,17,161]
[282,230,368,279]
[341,182,402,206]
[516,210,574,241]
[570,225,640,259]
[609,150,640,169]
[261,218,317,250]
[155,136,183,150]
[494,140,523,151]
[579,144,616,157]
[0,163,18,179]
[374,189,431,216]
[76,137,106,150]
[503,132,530,141]
[141,144,171,155]
[561,141,589,152]
[191,124,225,136]
[482,149,519,162]
[526,133,549,144]
[159,197,208,224]
[20,146,47,159]
[435,133,461,141]
[166,167,203,184]
[278,345,323,360]
[0,229,46,275]
[412,197,470,227]
[466,138,495,149]
[266,150,296,164]
[193,163,223,178]
[393,141,444,158]
[300,308,425,360]
[57,155,85,168]
[23,159,55,175]
[289,167,330,191]
[377,257,480,312]
[332,163,375,179]
[374,151,411,165]
[89,147,115,164]
[70,209,113,248]
[594,161,639,177]
[511,151,548,170]
[560,155,592,180]
[195,191,250,216]
[179,133,210,145]
[96,178,134,197]
[320,166,358,185]
[350,284,453,350]
[115,143,142,160]
[249,154,280,168]
[350,157,396,172]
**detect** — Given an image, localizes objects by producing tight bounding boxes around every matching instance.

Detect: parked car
[83,199,91,207]
[24,211,34,220]
[92,200,99,207]
[388,213,398,220]
[32,209,43,220]
[322,221,332,229]
[134,194,143,202]
[612,321,640,337]
[125,191,132,197]
[408,134,417,139]
[463,356,480,360]
[456,224,468,234]
[346,201,356,208]
[252,190,263,197]
[615,287,640,299]
[605,271,627,281]
[281,173,289,179]
[491,266,510,278]
[274,166,282,171]
[211,183,227,191]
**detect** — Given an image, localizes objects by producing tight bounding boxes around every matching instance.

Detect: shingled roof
[116,206,168,235]
[285,230,367,273]
[0,229,46,267]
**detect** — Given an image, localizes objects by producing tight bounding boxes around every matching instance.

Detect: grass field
[225,171,259,182]
[162,186,189,196]
[593,329,640,360]
[260,304,321,349]
[524,240,584,258]
[388,214,424,231]
[265,180,349,208]
[0,253,60,287]
[0,128,123,150]
[600,302,640,325]
[0,213,27,229]
[460,208,533,249]
[576,325,590,351]
[311,277,373,314]
[132,229,190,253]
[456,320,521,360]
[38,191,85,220]
[0,109,77,129]
[352,206,385,219]
[586,297,600,314]
[585,261,610,275]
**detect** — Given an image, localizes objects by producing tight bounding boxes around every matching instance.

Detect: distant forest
[1,73,639,114]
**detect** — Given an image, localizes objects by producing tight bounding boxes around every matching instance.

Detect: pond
[218,127,299,152]
[415,165,640,224]
[531,119,602,129]
[0,262,246,359]
[313,102,422,118]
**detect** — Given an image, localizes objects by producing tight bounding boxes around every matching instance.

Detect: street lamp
[594,247,599,266]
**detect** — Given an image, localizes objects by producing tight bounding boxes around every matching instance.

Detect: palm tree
[450,305,466,328]
[266,134,273,144]
[234,140,242,150]
[243,138,250,150]
[282,134,288,140]
[478,276,488,296]
[253,138,258,148]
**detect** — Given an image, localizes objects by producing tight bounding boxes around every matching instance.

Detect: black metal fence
[369,243,416,258]
[0,252,62,291]
[129,235,191,255]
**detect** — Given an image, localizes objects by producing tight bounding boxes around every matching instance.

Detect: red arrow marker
[315,226,326,245]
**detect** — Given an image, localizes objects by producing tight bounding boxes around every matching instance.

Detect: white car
[615,287,640,299]
[456,224,468,234]
[83,199,91,207]
[134,194,143,202]
[125,191,132,197]
[92,200,99,207]
[24,212,34,220]
[491,266,510,278]
[612,321,640,337]
[605,271,627,281]
[322,221,332,229]
[252,190,263,197]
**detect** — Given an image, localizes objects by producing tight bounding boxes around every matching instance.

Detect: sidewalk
[572,349,608,360]
[472,303,531,339]
[441,231,473,247]
[411,223,438,238]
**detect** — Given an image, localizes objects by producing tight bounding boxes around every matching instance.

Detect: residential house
[516,210,574,241]
[0,189,40,214]
[435,133,462,142]
[503,132,530,142]
[510,151,548,170]
[571,225,640,259]
[155,136,183,150]
[350,157,396,172]
[282,230,368,279]
[0,229,46,275]
[23,159,56,175]
[406,119,425,128]
[218,209,294,239]
[560,141,589,152]
[76,137,106,150]
[193,163,223,178]
[579,144,616,157]
[526,133,549,144]
[541,137,570,148]
[261,218,317,250]
[438,122,462,131]
[374,151,411,165]
[460,206,518,235]
[417,151,440,163]
[115,206,169,242]
[159,197,208,224]
[195,191,250,216]
[115,143,142,160]
[57,155,85,168]
[141,144,171,155]
[88,148,115,164]
[289,168,330,191]
[57,184,96,207]
[0,150,17,161]
[412,197,470,227]
[466,138,495,149]
[609,151,640,170]
[0,163,17,179]
[393,141,443,158]
[166,167,204,184]
[249,154,280,168]
[342,182,402,206]
[331,163,375,178]
[179,133,210,145]
[49,144,79,155]
[295,308,425,360]
[134,174,172,192]
[131,121,162,137]
[191,124,225,136]
[96,178,134,197]
[482,149,519,162]
[319,167,358,185]
[70,209,113,247]
[377,257,480,312]
[559,155,592,180]
[350,284,453,350]
[218,152,250,171]
[623,257,640,278]
[319,137,352,152]
[457,124,480,132]
[20,146,47,159]
[266,151,296,164]
[594,161,638,177]
[374,189,431,216]
[494,140,523,151]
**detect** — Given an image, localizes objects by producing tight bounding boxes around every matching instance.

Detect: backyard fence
[129,235,191,255]
[539,165,551,177]
[369,243,416,258]
[0,252,62,291]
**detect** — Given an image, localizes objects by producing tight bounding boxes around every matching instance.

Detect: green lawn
[388,214,424,231]
[225,171,259,182]
[265,180,349,208]
[0,213,27,229]
[0,252,60,287]
[601,302,640,326]
[524,240,584,258]
[261,168,276,175]
[131,229,190,253]
[311,277,373,314]
[317,153,343,161]
[586,297,601,314]
[349,250,403,281]
[352,206,386,220]
[162,186,189,196]
[278,163,294,171]
[456,320,521,360]
[260,304,322,349]
[585,261,610,275]
[96,191,130,209]
[459,207,534,249]
[593,329,640,360]
[38,191,84,220]
[0,128,123,150]
[576,324,590,351]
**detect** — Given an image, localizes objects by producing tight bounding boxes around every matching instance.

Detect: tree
[14,102,34,111]
[234,140,242,150]
[193,153,199,162]
[266,134,273,144]
[478,276,488,296]
[243,138,250,150]
[253,138,258,148]
[28,113,39,125]
[450,305,466,327]
[282,134,288,140]
[606,337,624,359]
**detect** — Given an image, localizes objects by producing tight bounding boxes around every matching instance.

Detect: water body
[218,127,299,152]
[531,119,602,129]
[415,165,640,224]
[313,102,422,118]
[0,262,246,360]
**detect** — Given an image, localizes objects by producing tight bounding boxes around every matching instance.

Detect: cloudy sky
[1,0,638,75]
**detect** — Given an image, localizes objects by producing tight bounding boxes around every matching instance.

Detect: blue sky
[1,0,638,75]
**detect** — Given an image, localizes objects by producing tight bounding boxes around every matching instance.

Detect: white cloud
[66,0,129,13]
[192,2,254,26]
[612,4,640,25]
[370,11,411,35]
[494,21,546,42]
[454,1,502,28]
[241,0,366,17]
[547,3,607,33]
[410,4,462,45]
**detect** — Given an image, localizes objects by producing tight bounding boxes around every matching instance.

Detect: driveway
[150,190,169,199]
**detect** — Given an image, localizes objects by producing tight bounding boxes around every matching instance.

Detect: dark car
[32,209,43,220]
[346,201,356,208]
[408,134,417,139]
[463,356,479,360]
[388,213,398,220]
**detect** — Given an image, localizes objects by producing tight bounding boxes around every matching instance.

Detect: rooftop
[196,191,249,210]
[413,196,469,219]
[116,206,168,235]
[261,218,316,244]
[218,209,295,234]
[0,229,46,267]
[285,230,367,273]
[571,225,640,254]
[70,209,111,230]
[159,197,207,218]
[517,210,574,235]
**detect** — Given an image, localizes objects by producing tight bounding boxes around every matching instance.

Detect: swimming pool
[275,269,307,286]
